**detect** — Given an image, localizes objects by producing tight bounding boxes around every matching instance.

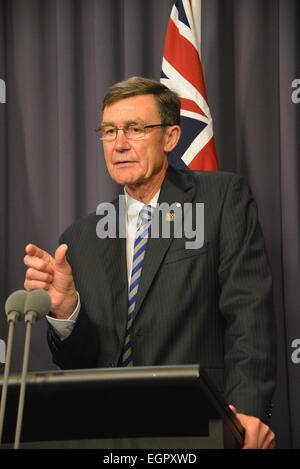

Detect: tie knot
[139,205,154,222]
[136,205,154,232]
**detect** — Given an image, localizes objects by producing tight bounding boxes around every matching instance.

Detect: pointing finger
[25,243,52,262]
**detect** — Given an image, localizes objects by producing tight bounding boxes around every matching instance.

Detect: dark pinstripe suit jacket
[48,166,276,423]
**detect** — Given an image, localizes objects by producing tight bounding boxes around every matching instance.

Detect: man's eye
[129,126,143,133]
[105,128,116,134]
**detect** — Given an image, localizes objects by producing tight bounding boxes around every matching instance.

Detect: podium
[0,365,244,449]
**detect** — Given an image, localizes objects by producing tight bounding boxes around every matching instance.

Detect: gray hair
[102,76,181,126]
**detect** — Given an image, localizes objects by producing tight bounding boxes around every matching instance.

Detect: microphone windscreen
[5,290,28,319]
[24,289,52,320]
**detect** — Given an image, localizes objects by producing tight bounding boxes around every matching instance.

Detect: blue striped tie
[122,204,154,366]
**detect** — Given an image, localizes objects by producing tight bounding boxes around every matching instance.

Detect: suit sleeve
[218,174,276,424]
[47,235,100,370]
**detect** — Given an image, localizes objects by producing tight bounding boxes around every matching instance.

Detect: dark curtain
[0,0,174,373]
[202,0,300,450]
[0,0,299,448]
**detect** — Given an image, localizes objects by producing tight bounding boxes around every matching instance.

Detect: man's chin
[111,170,142,187]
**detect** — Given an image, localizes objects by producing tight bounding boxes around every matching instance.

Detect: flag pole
[191,0,201,57]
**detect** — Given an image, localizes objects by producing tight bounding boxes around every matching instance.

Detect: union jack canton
[161,0,219,171]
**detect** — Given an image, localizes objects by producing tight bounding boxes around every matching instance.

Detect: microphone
[14,290,51,449]
[23,288,52,323]
[5,290,27,323]
[0,290,28,447]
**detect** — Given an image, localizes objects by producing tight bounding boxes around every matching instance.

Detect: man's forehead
[102,94,159,122]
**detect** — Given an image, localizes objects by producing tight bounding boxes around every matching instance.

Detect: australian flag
[161,0,219,171]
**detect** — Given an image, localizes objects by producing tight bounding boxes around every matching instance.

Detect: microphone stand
[0,312,18,447]
[13,312,35,450]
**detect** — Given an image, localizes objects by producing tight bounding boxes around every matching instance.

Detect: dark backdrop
[0,0,299,449]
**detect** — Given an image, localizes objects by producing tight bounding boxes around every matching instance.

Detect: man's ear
[163,125,181,153]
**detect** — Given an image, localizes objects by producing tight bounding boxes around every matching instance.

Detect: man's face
[101,94,173,190]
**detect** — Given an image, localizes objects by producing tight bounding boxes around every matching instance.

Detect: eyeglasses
[96,123,173,141]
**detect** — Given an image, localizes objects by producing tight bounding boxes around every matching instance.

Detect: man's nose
[114,129,131,149]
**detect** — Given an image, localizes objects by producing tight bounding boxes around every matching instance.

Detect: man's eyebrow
[101,121,115,127]
[126,119,146,125]
[101,119,146,127]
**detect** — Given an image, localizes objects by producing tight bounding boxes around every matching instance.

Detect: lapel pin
[166,212,175,222]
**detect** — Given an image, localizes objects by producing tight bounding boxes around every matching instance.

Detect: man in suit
[24,77,276,448]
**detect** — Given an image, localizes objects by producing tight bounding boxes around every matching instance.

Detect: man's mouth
[115,160,137,166]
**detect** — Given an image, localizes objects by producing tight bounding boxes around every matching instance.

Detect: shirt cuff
[46,292,80,341]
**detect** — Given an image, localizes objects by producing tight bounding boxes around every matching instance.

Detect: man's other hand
[229,405,276,449]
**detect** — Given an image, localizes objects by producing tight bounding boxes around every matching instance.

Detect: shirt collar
[124,188,160,218]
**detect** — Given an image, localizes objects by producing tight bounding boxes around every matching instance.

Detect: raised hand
[24,243,78,319]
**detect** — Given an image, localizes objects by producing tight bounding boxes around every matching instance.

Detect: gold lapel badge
[166,203,181,222]
[166,212,175,222]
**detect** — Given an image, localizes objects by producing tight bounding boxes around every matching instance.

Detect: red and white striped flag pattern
[161,0,219,171]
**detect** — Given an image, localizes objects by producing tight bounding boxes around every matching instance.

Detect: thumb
[54,244,69,267]
[229,405,238,416]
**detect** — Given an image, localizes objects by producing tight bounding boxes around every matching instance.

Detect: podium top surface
[2,364,203,385]
[0,364,244,446]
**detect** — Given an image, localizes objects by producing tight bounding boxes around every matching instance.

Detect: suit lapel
[133,166,196,317]
[96,199,128,345]
[92,167,196,339]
